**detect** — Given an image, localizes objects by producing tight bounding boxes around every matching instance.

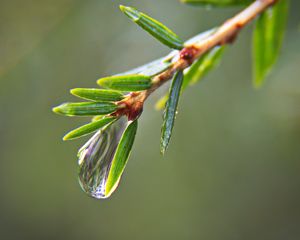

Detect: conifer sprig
[53,0,288,199]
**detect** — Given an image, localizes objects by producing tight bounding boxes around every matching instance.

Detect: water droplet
[78,117,127,199]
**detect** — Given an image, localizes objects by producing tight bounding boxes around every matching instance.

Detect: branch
[52,0,288,200]
[117,0,276,119]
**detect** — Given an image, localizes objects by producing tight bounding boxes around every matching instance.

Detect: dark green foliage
[63,117,117,140]
[97,74,152,91]
[253,0,288,87]
[70,88,124,102]
[181,0,253,7]
[52,102,117,116]
[161,71,184,155]
[105,120,138,196]
[120,5,184,50]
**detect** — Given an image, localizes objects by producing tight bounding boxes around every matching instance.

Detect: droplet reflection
[78,117,127,199]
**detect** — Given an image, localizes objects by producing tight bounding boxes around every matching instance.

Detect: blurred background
[0,0,300,239]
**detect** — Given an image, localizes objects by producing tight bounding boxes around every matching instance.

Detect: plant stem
[118,0,277,119]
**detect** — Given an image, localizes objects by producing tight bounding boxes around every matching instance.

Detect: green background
[0,0,300,239]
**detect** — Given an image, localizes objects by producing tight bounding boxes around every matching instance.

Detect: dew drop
[78,117,127,199]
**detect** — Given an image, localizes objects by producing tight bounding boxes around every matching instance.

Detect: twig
[117,0,277,120]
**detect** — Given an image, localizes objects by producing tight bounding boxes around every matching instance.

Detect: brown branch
[117,0,277,120]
